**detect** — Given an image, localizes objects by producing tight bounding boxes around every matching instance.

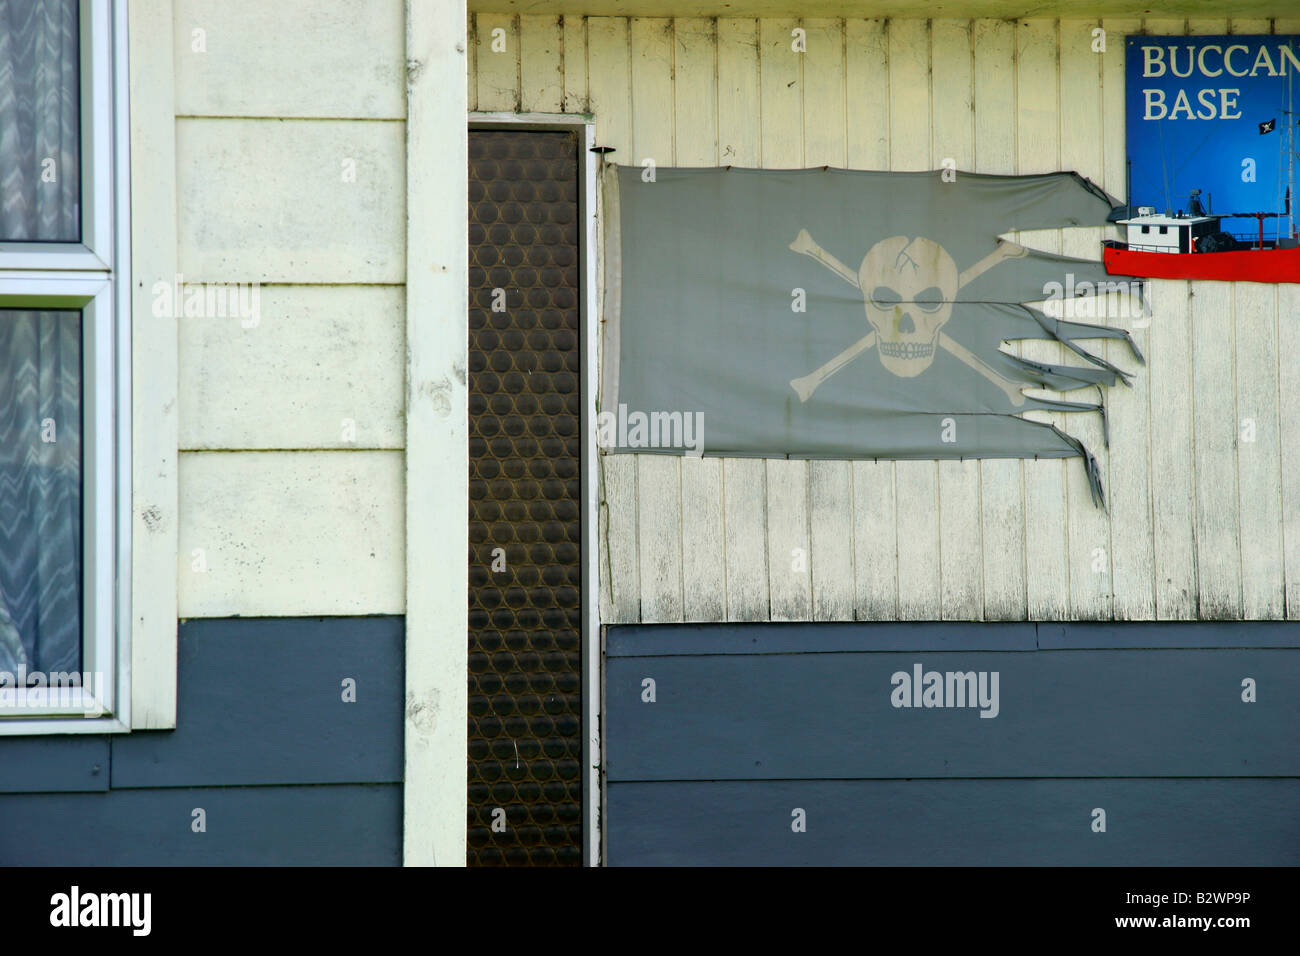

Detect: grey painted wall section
[113,617,404,787]
[0,617,403,865]
[608,650,1297,778]
[0,785,400,866]
[0,738,109,794]
[607,779,1300,866]
[605,622,1300,866]
[606,621,1300,656]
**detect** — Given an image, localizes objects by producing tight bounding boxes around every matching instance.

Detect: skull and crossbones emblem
[788,229,1031,406]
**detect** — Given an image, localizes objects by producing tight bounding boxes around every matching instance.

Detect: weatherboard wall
[468,13,1300,624]
[0,618,403,866]
[604,621,1300,865]
[174,0,408,619]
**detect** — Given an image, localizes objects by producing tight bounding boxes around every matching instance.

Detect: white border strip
[127,0,178,730]
[404,0,469,867]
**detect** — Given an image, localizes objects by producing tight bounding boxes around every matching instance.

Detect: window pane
[0,309,81,678]
[0,0,81,242]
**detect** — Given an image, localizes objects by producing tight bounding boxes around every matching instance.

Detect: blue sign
[1126,35,1300,237]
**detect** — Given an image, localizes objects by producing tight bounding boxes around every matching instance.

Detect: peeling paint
[406,688,439,734]
[420,378,453,417]
[140,505,164,533]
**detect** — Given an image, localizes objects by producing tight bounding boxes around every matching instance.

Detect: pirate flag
[599,166,1145,507]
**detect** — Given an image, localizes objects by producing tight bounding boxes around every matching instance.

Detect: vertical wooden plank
[475,13,519,112]
[893,461,939,620]
[938,460,982,620]
[681,459,725,621]
[759,16,802,168]
[1101,16,1155,621]
[636,457,683,622]
[562,15,587,114]
[1191,282,1243,617]
[1235,283,1284,618]
[802,18,853,620]
[717,18,760,166]
[600,454,640,624]
[930,19,972,172]
[1141,18,1196,620]
[1271,17,1300,617]
[801,18,844,168]
[1016,19,1070,620]
[674,18,718,166]
[467,14,478,112]
[845,18,896,619]
[519,15,563,114]
[1059,19,1114,621]
[631,17,675,166]
[588,18,630,151]
[852,460,897,619]
[887,19,930,171]
[887,18,939,619]
[931,19,982,621]
[845,19,889,171]
[759,17,812,620]
[672,18,725,622]
[724,460,770,621]
[766,458,811,621]
[1148,280,1198,619]
[589,17,638,623]
[628,18,683,623]
[973,17,1027,621]
[717,18,769,620]
[972,20,1016,175]
[1280,284,1300,619]
[810,459,854,620]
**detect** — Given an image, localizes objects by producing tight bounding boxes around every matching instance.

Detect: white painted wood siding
[471,14,1300,624]
[173,0,407,616]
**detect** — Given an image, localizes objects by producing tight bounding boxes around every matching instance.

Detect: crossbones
[788,229,1030,405]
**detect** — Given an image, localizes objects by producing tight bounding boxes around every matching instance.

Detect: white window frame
[0,0,131,733]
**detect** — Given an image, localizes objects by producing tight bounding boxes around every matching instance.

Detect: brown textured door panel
[467,129,582,866]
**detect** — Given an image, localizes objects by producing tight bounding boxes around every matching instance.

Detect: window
[0,0,129,731]
[1158,226,1168,235]
[1140,225,1150,234]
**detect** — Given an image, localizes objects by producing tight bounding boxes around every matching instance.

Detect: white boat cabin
[1116,207,1220,254]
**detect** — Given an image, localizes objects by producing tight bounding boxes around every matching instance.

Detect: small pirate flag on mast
[1260,118,1277,134]
[599,166,1144,508]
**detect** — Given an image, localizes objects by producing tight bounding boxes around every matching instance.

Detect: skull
[858,236,957,377]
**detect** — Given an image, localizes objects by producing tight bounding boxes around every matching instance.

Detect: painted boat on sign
[1103,234,1300,282]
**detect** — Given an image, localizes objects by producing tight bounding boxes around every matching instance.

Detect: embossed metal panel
[467,129,582,866]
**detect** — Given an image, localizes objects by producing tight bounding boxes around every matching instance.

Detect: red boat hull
[1104,243,1300,282]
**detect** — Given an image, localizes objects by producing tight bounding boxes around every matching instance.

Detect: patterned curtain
[0,311,81,675]
[0,0,83,676]
[0,0,81,242]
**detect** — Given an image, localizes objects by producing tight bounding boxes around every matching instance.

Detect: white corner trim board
[403,0,469,867]
[129,0,179,730]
